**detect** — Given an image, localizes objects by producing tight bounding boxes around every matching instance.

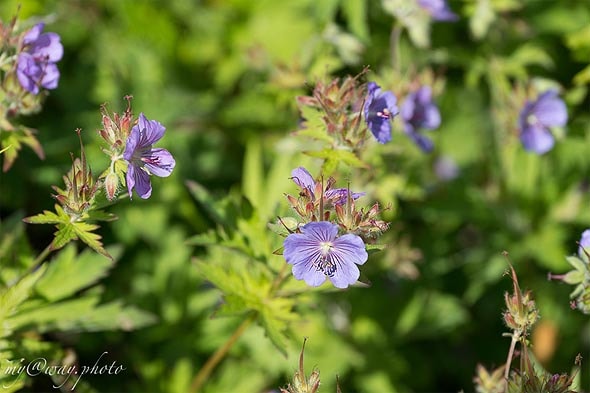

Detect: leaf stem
[189,313,256,393]
[7,243,53,287]
[32,243,53,268]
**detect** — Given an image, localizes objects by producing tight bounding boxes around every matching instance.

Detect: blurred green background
[1,0,590,392]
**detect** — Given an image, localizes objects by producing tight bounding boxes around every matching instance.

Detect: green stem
[390,24,402,72]
[32,243,53,267]
[503,331,519,391]
[189,313,256,393]
[7,243,53,287]
[189,263,290,392]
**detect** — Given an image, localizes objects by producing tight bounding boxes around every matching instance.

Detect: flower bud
[104,171,119,201]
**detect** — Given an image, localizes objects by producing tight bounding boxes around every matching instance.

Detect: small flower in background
[16,23,63,94]
[283,221,368,288]
[434,156,459,181]
[401,86,441,152]
[518,90,567,154]
[578,229,590,259]
[124,113,175,199]
[417,0,459,22]
[364,82,398,144]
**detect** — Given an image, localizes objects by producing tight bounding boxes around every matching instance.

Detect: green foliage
[1,0,590,392]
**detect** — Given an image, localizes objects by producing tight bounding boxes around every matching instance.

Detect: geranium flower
[123,113,175,199]
[401,86,441,152]
[417,0,459,21]
[16,23,63,94]
[364,82,399,144]
[578,229,590,259]
[518,90,567,154]
[283,221,368,288]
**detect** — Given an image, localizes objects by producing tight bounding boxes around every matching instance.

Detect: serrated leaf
[306,148,368,172]
[51,222,78,251]
[71,221,111,259]
[0,127,44,172]
[23,209,64,225]
[296,105,334,144]
[35,244,119,302]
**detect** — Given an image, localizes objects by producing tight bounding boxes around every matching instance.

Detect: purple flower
[124,113,176,199]
[16,23,63,94]
[434,156,459,181]
[417,0,459,21]
[578,229,590,259]
[518,90,567,154]
[291,167,365,205]
[401,86,441,152]
[364,82,398,144]
[283,221,368,288]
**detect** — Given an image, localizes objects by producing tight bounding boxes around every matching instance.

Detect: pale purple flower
[418,0,459,21]
[518,90,567,154]
[401,86,441,152]
[124,113,176,199]
[291,167,364,205]
[283,221,368,288]
[434,156,459,181]
[16,23,63,94]
[578,229,590,259]
[364,82,398,144]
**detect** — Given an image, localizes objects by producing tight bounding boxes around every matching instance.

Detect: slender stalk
[189,313,256,393]
[7,243,53,287]
[390,24,402,72]
[503,331,519,391]
[31,243,53,268]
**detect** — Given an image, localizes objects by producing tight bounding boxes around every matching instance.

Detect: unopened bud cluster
[282,166,388,242]
[503,267,539,335]
[52,131,99,221]
[280,339,320,393]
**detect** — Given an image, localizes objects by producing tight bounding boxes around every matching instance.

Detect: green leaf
[0,265,47,339]
[563,270,585,285]
[296,105,334,144]
[469,0,496,40]
[565,256,586,273]
[306,148,368,174]
[51,222,78,251]
[185,180,228,226]
[71,221,111,259]
[8,296,156,333]
[342,0,369,42]
[23,208,64,225]
[35,244,119,302]
[243,138,264,212]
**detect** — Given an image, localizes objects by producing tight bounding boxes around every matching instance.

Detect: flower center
[317,241,337,277]
[377,108,392,120]
[526,113,538,126]
[319,241,333,255]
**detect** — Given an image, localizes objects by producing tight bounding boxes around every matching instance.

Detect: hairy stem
[504,332,519,391]
[189,313,256,393]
